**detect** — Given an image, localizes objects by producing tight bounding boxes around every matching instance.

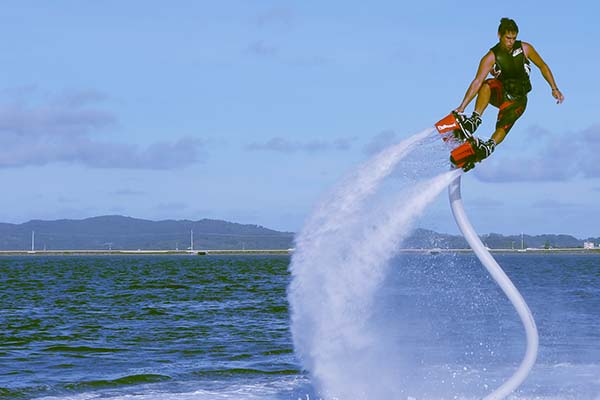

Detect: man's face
[499,31,518,52]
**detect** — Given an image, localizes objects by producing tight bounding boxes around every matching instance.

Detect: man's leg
[493,97,527,145]
[473,81,492,116]
[468,98,526,166]
[491,127,508,145]
[455,80,514,170]
[455,81,493,139]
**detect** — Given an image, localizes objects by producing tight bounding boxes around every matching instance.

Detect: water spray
[289,125,539,399]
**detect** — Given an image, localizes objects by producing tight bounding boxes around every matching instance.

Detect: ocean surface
[0,253,598,400]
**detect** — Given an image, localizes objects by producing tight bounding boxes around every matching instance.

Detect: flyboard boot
[435,111,481,142]
[450,137,496,171]
[435,111,493,171]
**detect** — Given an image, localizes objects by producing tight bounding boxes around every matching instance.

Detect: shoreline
[0,249,293,256]
[0,248,598,256]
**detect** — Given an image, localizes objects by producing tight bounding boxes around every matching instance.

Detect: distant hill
[0,216,596,251]
[402,228,598,250]
[0,215,294,251]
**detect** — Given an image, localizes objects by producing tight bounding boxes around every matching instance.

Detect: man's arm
[455,51,495,113]
[523,42,564,104]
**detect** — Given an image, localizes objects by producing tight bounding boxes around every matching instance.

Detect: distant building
[583,241,595,249]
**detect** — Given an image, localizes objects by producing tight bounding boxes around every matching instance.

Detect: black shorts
[486,78,527,133]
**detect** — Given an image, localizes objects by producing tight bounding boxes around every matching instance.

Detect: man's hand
[552,88,564,104]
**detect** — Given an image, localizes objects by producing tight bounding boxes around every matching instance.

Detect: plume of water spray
[301,127,435,240]
[288,128,462,399]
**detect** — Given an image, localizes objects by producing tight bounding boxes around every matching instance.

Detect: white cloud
[253,7,295,29]
[245,136,354,153]
[474,124,600,182]
[247,40,279,57]
[363,130,398,155]
[530,199,578,209]
[0,88,205,169]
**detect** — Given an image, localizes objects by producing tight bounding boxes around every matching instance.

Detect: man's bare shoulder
[480,50,495,64]
[521,41,542,61]
[521,41,535,53]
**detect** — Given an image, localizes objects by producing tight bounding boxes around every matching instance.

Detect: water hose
[448,175,538,400]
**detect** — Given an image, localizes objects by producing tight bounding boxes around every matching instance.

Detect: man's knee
[479,81,491,94]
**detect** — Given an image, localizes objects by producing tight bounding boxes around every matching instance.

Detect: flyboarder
[437,17,564,171]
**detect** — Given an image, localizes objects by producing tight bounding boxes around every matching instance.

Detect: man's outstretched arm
[523,42,564,104]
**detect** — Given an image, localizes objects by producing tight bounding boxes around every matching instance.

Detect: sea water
[0,253,598,399]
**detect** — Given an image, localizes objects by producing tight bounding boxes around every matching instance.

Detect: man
[452,17,564,169]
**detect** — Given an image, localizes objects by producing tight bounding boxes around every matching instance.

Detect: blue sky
[0,1,598,238]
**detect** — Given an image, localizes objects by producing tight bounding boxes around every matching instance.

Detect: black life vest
[490,40,532,100]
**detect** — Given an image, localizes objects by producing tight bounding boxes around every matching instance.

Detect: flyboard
[435,112,539,400]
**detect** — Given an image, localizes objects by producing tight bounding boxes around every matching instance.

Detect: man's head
[498,18,519,52]
[498,18,519,36]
